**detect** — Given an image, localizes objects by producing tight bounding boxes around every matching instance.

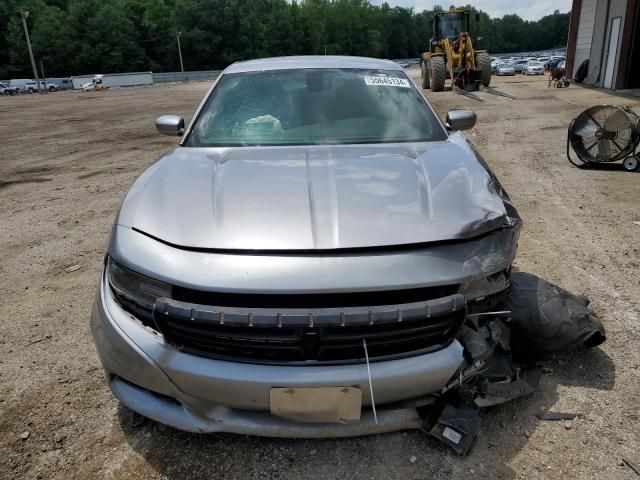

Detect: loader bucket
[454,68,482,91]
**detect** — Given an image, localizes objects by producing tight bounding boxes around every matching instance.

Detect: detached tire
[430,56,446,92]
[421,60,430,89]
[476,52,491,87]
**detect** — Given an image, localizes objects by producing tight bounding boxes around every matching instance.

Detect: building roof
[224,56,402,74]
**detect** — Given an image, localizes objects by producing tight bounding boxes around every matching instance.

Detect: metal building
[566,0,639,90]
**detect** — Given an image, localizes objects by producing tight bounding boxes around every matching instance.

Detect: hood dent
[124,143,507,250]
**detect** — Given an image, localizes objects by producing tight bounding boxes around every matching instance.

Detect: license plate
[270,387,362,423]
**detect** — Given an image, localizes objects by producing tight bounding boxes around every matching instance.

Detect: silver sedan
[496,63,516,76]
[91,56,521,448]
[523,61,545,75]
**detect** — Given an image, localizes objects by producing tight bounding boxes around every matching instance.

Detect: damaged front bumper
[92,225,605,454]
[91,277,465,436]
[91,270,544,452]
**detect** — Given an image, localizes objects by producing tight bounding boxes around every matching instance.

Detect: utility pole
[40,59,48,93]
[20,11,43,94]
[177,31,184,73]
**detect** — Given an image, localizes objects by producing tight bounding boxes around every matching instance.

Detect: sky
[370,0,573,20]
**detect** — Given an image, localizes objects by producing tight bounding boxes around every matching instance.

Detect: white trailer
[70,72,153,90]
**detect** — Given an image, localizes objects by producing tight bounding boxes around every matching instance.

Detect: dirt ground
[1,70,639,480]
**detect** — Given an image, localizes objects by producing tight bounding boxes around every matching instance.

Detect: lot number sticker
[364,76,411,88]
[442,426,462,444]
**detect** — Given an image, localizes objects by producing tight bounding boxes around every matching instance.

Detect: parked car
[25,80,59,92]
[495,62,516,76]
[396,60,410,68]
[0,82,19,95]
[523,61,545,75]
[91,56,523,443]
[546,57,565,70]
[511,60,528,73]
[47,78,74,90]
[9,78,31,91]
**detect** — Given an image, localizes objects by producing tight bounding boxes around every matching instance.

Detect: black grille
[153,296,466,365]
[172,284,459,308]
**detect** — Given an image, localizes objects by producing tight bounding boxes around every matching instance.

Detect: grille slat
[321,318,452,342]
[166,320,300,343]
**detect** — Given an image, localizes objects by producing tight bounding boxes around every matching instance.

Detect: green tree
[0,0,570,77]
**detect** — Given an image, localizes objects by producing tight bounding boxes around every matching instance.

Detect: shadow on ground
[117,346,614,479]
[571,162,640,173]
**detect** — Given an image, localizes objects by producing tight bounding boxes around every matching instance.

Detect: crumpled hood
[118,140,507,250]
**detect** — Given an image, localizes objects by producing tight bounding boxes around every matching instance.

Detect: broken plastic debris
[538,411,577,421]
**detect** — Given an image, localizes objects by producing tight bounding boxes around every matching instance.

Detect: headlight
[106,258,172,322]
[458,271,509,301]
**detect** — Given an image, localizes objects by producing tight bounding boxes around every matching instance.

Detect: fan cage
[568,105,640,164]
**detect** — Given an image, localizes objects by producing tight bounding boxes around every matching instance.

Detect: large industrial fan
[567,105,640,171]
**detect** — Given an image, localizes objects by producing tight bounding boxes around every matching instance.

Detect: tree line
[0,0,570,79]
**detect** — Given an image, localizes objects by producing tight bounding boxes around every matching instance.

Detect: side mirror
[445,110,476,131]
[155,115,185,136]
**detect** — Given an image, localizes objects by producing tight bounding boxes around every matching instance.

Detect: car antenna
[362,339,378,425]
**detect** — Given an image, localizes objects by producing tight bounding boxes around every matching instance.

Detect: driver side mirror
[155,115,185,136]
[445,110,476,131]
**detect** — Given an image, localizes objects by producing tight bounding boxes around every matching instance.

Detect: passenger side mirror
[445,110,476,131]
[155,115,185,136]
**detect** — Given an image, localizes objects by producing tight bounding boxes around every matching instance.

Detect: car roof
[224,56,402,74]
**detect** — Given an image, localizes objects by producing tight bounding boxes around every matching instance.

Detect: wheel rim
[623,156,638,170]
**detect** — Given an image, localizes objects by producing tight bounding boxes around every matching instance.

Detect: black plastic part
[153,295,467,365]
[573,59,589,83]
[172,283,459,309]
[429,403,480,455]
[480,366,541,400]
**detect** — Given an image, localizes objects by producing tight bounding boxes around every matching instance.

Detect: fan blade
[613,139,626,152]
[598,139,612,160]
[573,116,598,138]
[604,109,629,132]
[586,111,603,129]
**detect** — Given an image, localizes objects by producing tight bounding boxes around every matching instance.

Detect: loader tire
[421,60,430,89]
[430,56,446,92]
[476,52,492,87]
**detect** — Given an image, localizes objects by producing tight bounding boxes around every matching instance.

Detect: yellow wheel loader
[420,10,491,93]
